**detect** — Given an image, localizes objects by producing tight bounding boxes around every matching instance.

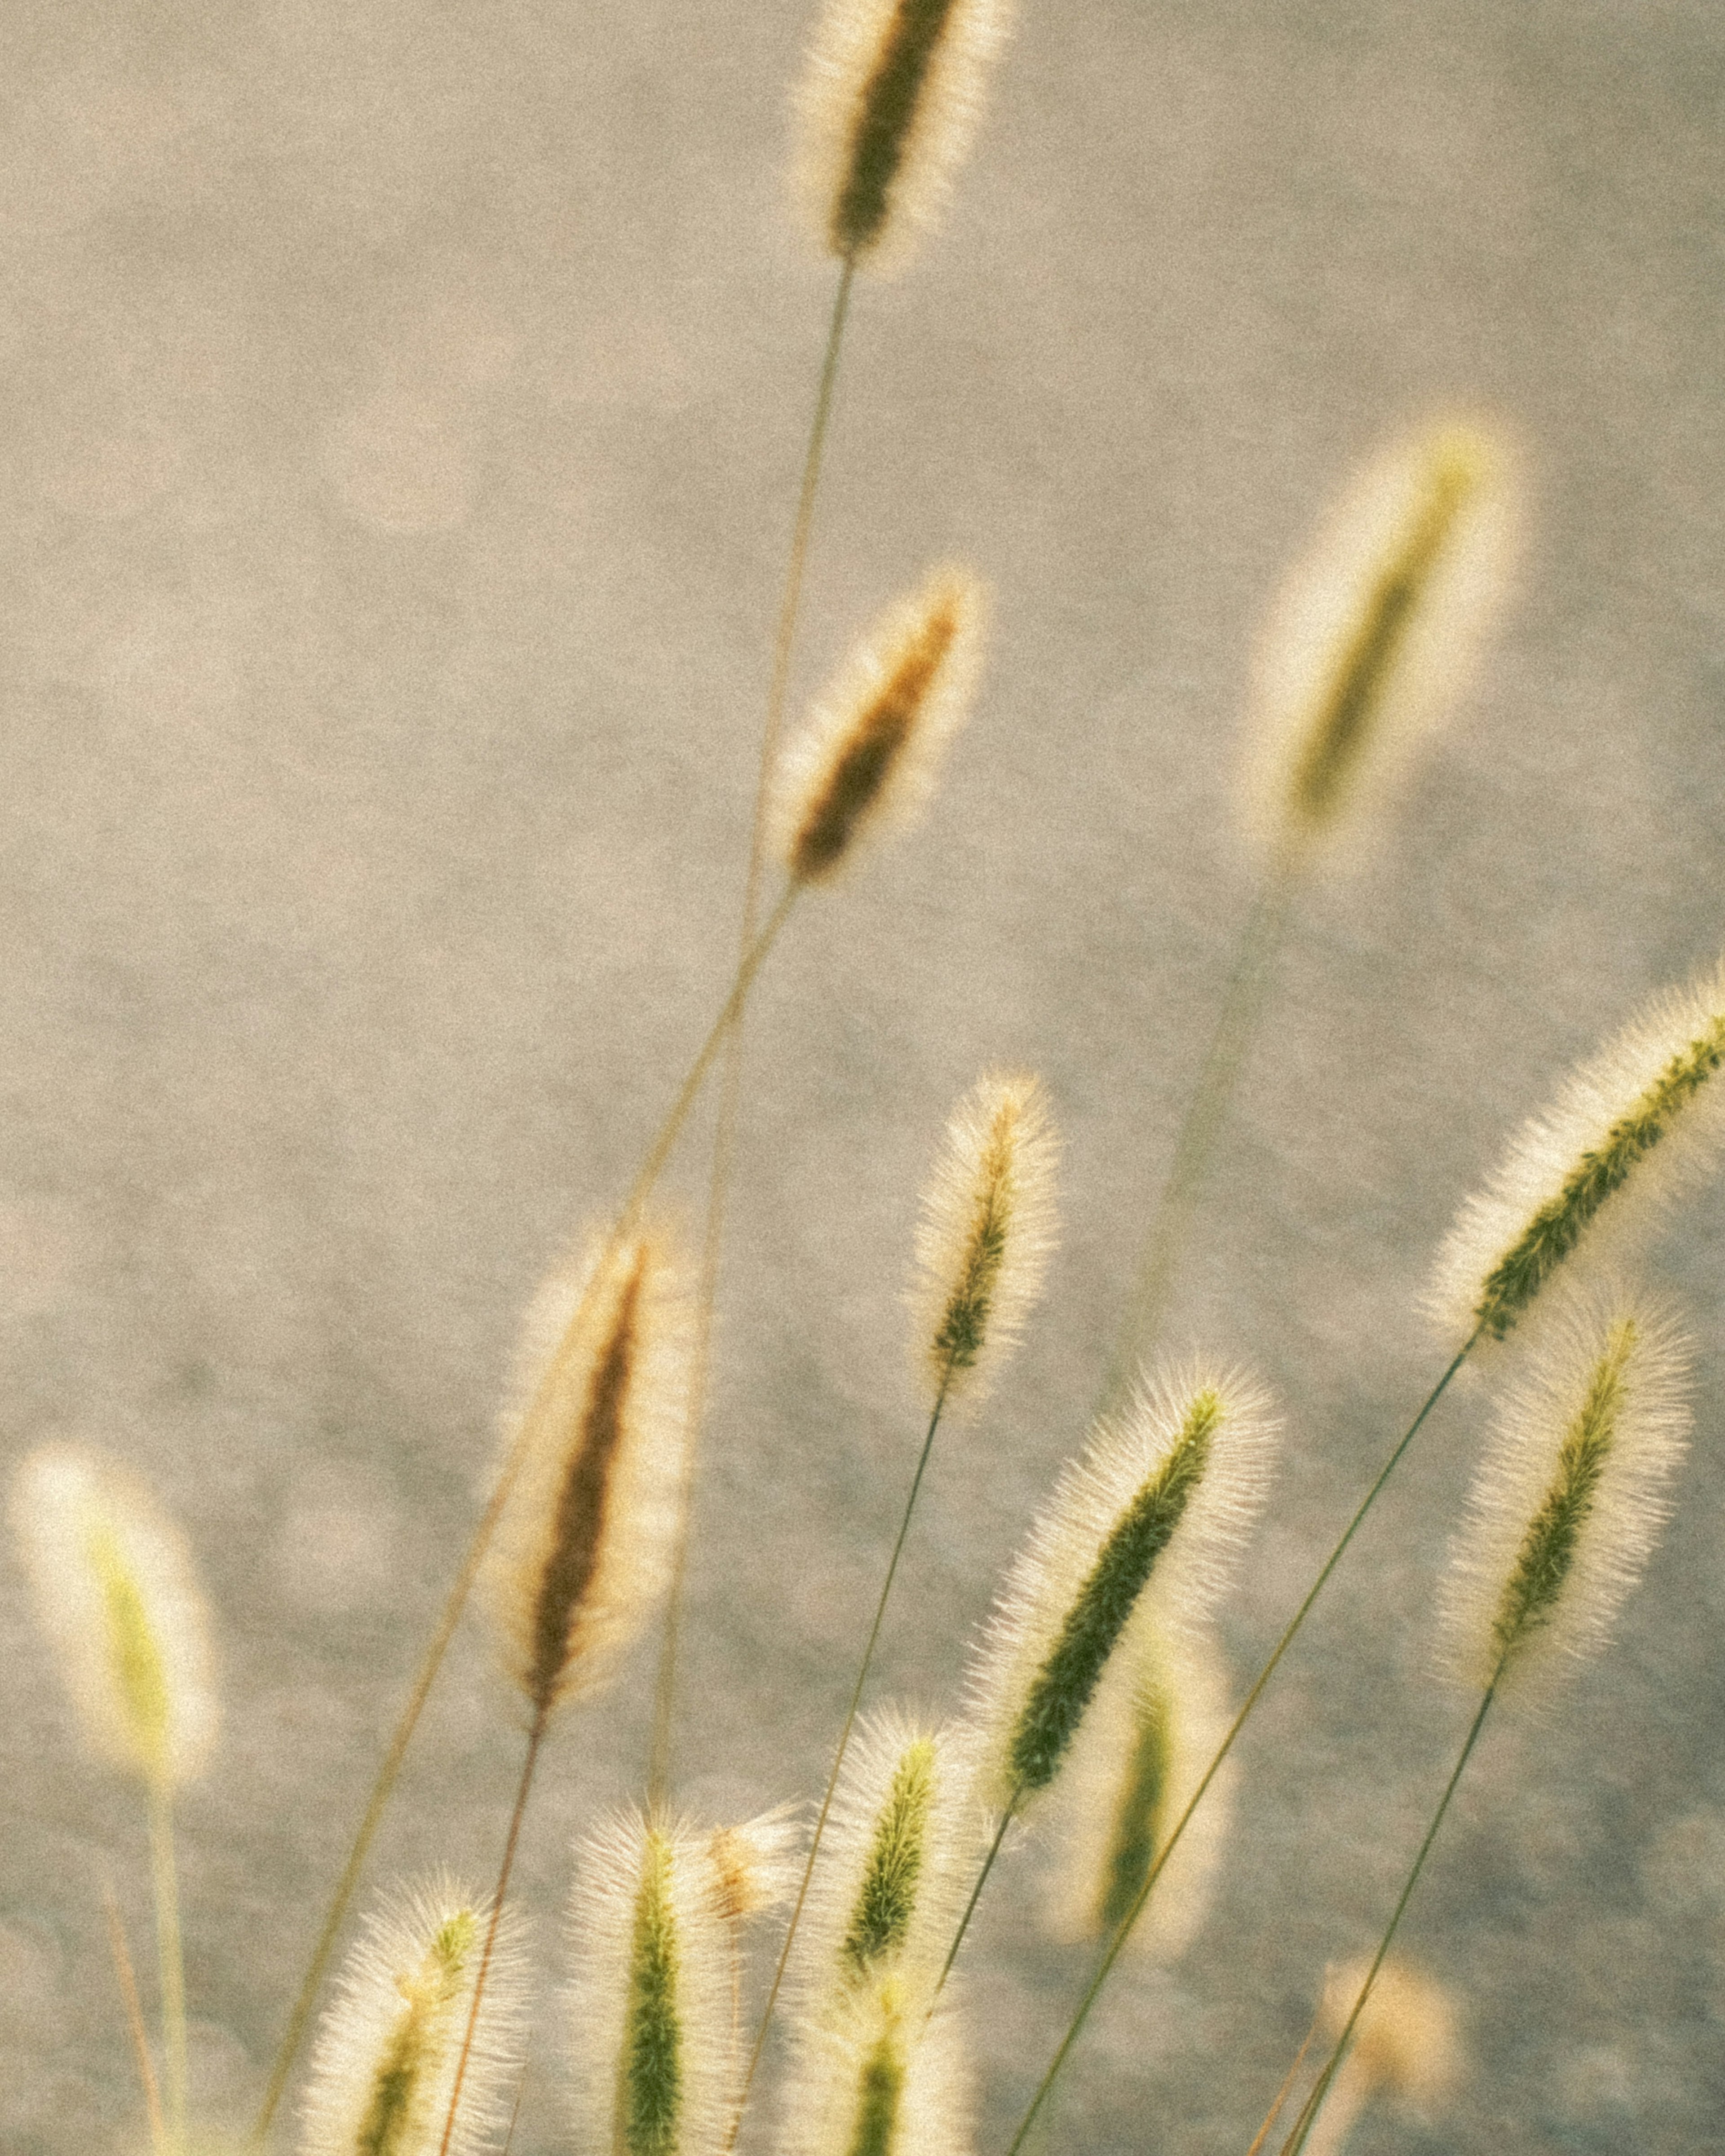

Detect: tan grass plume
[1302,1957,1460,2156]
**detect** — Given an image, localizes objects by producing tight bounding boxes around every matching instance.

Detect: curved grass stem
[1002,1332,1482,2156]
[936,1785,1019,1996]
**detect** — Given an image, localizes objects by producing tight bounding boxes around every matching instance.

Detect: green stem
[726,1372,953,2149]
[1101,860,1298,1415]
[1003,1331,1482,2156]
[250,890,797,2148]
[1280,1670,1502,2156]
[937,1786,1019,1994]
[647,261,856,1807]
[147,1775,187,2154]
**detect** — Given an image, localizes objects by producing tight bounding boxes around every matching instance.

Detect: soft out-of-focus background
[4,1,1724,2150]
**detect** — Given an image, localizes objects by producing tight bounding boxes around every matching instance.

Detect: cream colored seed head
[771,568,987,886]
[703,1808,802,1926]
[10,1442,218,1787]
[1241,416,1518,868]
[1437,1291,1692,1699]
[299,1874,527,2156]
[1426,957,1725,1347]
[777,1969,972,2156]
[480,1224,694,1718]
[966,1362,1279,1811]
[1302,1957,1462,2156]
[792,0,1015,274]
[910,1070,1059,1412]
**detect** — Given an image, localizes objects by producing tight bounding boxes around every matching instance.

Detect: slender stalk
[1244,2006,1324,2156]
[726,1371,954,2146]
[936,1790,1019,1993]
[1280,1671,1502,2156]
[251,889,798,2147]
[648,258,856,1805]
[103,1872,166,2156]
[436,1706,549,2156]
[1101,857,1298,1414]
[1003,1332,1482,2156]
[146,1776,188,2153]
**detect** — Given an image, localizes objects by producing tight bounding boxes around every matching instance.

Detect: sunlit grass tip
[479,1224,694,1719]
[770,566,988,887]
[10,1441,218,1787]
[1426,957,1725,1345]
[778,1969,972,2156]
[1241,415,1519,867]
[1302,1956,1460,2156]
[299,1873,527,2156]
[1437,1290,1692,1697]
[966,1362,1278,1810]
[792,0,1015,273]
[910,1070,1059,1413]
[566,1808,773,2156]
[1039,1613,1235,1963]
[792,1711,980,2003]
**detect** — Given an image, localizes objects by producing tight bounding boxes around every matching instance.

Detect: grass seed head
[10,1442,218,1788]
[481,1225,694,1718]
[771,568,987,887]
[1427,959,1725,1345]
[1242,416,1518,867]
[778,1970,972,2156]
[910,1070,1059,1413]
[792,0,1015,272]
[298,1875,526,2156]
[1437,1291,1691,1698]
[966,1363,1278,1810]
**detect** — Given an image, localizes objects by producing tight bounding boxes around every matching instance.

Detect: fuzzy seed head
[793,0,1014,273]
[966,1365,1278,1811]
[1039,1617,1235,1962]
[792,1714,979,2014]
[771,569,987,886]
[703,1811,801,1927]
[1438,1294,1691,1698]
[777,1972,971,2156]
[1427,960,1725,1346]
[567,1811,764,2156]
[298,1876,527,2156]
[1242,418,1518,866]
[910,1071,1058,1411]
[481,1226,693,1717]
[10,1443,218,1787]
[1312,1956,1461,2155]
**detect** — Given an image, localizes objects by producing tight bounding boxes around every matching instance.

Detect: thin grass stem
[103,1871,166,2156]
[1003,1330,1482,2156]
[1279,1672,1501,2156]
[725,1370,954,2148]
[1244,2005,1325,2156]
[936,1785,1018,1994]
[435,1706,549,2156]
[251,889,797,2147]
[647,261,856,1806]
[1100,859,1298,1414]
[146,1776,188,2153]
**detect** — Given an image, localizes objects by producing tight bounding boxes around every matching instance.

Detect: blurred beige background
[3,1,1724,2151]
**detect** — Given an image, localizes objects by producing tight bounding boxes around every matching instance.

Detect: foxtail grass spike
[770,568,987,886]
[567,1811,777,2156]
[911,1071,1059,1412]
[1438,1293,1692,1697]
[1040,1615,1235,1961]
[1299,1958,1460,2156]
[1428,961,1725,1344]
[1243,417,1518,866]
[777,1972,971,2156]
[793,0,1014,272]
[480,1227,694,1718]
[298,1877,526,2156]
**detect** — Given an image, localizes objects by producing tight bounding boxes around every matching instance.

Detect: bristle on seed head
[1437,1293,1691,1698]
[10,1443,218,1788]
[1426,959,1725,1346]
[771,568,987,886]
[1039,1617,1234,1962]
[793,0,1015,273]
[966,1364,1278,1811]
[566,1809,765,2156]
[1241,417,1518,867]
[298,1874,527,2156]
[481,1225,693,1718]
[910,1071,1059,1413]
[777,1970,972,2156]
